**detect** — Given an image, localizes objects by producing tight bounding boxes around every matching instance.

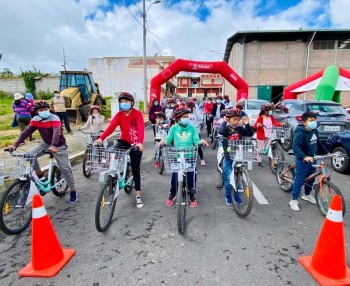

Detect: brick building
[176,73,223,98]
[223,29,350,106]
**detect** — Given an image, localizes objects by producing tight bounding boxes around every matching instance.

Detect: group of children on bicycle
[8,91,327,213]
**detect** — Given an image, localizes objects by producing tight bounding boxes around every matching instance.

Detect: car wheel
[331,146,349,174]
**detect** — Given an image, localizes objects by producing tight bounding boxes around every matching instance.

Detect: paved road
[1,127,350,286]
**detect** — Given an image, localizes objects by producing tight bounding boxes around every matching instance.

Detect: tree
[20,68,48,94]
[0,68,14,78]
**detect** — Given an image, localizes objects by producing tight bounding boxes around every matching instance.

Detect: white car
[237,99,270,125]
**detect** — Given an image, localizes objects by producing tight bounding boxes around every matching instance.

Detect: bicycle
[162,146,198,234]
[259,125,287,174]
[216,136,256,218]
[94,146,136,232]
[153,125,169,174]
[0,149,68,235]
[210,119,220,150]
[275,154,346,216]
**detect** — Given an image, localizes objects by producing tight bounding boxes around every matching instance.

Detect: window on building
[313,41,335,50]
[215,78,223,84]
[202,78,211,84]
[182,79,188,84]
[338,40,350,49]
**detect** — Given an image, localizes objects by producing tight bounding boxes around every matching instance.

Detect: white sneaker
[289,199,300,211]
[136,196,144,208]
[301,194,317,204]
[200,159,206,166]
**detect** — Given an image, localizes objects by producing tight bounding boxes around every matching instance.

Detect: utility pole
[142,0,147,113]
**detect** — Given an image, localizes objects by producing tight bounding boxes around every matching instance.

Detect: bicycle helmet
[118,92,134,102]
[156,112,166,118]
[34,100,50,110]
[225,108,242,118]
[167,98,175,104]
[173,107,190,119]
[186,100,196,108]
[236,104,244,110]
[216,95,223,100]
[90,105,101,114]
[221,109,228,117]
[260,103,274,111]
[223,95,229,100]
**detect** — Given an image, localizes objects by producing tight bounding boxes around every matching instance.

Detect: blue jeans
[223,156,241,201]
[169,171,196,198]
[291,160,316,200]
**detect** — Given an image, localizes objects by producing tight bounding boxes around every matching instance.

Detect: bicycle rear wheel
[177,179,187,235]
[232,166,253,218]
[51,165,69,197]
[82,149,92,178]
[158,148,165,174]
[314,180,346,217]
[275,162,295,192]
[0,179,32,235]
[269,143,285,174]
[95,176,118,232]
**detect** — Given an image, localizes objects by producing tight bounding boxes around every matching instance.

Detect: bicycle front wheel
[315,180,346,217]
[123,163,134,194]
[232,166,253,218]
[95,176,118,232]
[158,148,165,174]
[51,165,69,197]
[275,162,295,192]
[0,179,32,235]
[269,143,285,174]
[82,149,92,178]
[177,180,187,235]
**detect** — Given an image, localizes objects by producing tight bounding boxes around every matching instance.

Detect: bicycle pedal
[216,185,223,190]
[40,190,46,196]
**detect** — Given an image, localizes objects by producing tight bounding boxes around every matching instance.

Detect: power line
[131,0,143,15]
[119,0,142,27]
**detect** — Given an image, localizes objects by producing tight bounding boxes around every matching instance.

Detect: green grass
[101,96,112,120]
[0,92,15,131]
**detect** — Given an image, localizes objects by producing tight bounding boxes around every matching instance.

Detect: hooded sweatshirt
[292,125,327,161]
[165,123,201,147]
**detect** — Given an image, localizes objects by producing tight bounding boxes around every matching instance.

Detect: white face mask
[54,93,60,97]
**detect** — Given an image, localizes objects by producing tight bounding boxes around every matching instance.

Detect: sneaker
[225,196,233,206]
[200,159,206,166]
[136,196,144,208]
[154,161,159,168]
[69,191,78,204]
[189,197,197,208]
[166,195,176,207]
[257,162,262,168]
[301,194,317,204]
[289,199,300,211]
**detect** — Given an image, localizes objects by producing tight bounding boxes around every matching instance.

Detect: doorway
[271,86,284,104]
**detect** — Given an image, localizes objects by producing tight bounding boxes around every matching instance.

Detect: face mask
[54,93,60,98]
[223,100,226,103]
[154,102,158,106]
[268,111,273,115]
[120,102,131,111]
[38,110,50,119]
[160,120,165,124]
[216,100,222,104]
[171,104,175,108]
[180,118,189,125]
[307,121,317,130]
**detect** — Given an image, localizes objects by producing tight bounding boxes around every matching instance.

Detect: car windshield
[247,101,268,110]
[306,104,347,117]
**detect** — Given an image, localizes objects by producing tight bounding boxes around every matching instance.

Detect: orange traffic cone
[19,194,75,277]
[299,195,350,286]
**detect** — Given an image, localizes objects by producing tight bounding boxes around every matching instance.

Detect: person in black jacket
[289,112,328,212]
[209,95,225,137]
[218,108,254,206]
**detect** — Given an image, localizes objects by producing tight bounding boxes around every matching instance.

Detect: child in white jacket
[79,105,105,133]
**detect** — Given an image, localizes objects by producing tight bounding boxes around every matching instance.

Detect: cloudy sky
[0,0,349,74]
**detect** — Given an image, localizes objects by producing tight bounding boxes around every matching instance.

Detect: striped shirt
[12,99,33,118]
[14,113,66,148]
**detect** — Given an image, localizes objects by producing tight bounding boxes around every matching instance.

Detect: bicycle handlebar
[4,148,52,158]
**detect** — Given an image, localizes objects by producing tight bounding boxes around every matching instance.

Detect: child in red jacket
[254,104,282,168]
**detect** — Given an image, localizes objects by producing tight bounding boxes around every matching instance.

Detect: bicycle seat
[288,150,295,156]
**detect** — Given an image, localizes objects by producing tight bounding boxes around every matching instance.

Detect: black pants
[206,115,213,136]
[116,140,143,191]
[56,112,72,133]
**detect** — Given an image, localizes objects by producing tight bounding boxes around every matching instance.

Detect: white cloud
[0,0,348,74]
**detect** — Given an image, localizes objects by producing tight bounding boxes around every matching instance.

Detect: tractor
[59,70,105,122]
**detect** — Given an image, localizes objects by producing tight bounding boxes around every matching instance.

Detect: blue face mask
[216,100,222,104]
[268,111,273,115]
[38,110,50,119]
[180,118,189,125]
[154,102,159,106]
[120,102,131,111]
[307,121,317,130]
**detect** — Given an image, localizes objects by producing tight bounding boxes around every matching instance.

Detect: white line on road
[252,181,269,204]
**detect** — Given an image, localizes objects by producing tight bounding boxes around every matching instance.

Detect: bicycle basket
[274,125,292,141]
[105,132,120,148]
[162,146,198,173]
[0,153,37,178]
[80,132,103,147]
[86,146,128,174]
[227,140,258,162]
[155,126,169,141]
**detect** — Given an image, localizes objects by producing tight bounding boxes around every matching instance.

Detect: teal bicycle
[0,149,68,235]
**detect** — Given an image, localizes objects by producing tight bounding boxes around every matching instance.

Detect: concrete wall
[0,77,59,95]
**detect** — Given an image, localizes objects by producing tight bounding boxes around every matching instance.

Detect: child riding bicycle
[153,112,168,168]
[289,112,328,212]
[8,100,78,203]
[218,108,254,205]
[78,105,105,133]
[160,107,209,208]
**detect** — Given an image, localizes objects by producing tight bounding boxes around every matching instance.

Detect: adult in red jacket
[253,104,282,168]
[96,92,145,208]
[203,97,214,137]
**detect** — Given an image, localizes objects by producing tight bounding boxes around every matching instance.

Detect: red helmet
[167,98,175,104]
[173,107,190,119]
[260,104,274,111]
[186,100,196,108]
[236,104,244,110]
[34,100,50,110]
[225,108,242,118]
[221,109,228,117]
[90,105,101,114]
[118,92,134,102]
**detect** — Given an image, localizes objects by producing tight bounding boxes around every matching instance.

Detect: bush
[37,89,53,100]
[138,100,144,111]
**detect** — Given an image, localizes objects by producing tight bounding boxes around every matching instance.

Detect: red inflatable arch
[149,59,249,105]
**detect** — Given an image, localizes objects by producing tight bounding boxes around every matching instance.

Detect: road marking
[252,181,269,204]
